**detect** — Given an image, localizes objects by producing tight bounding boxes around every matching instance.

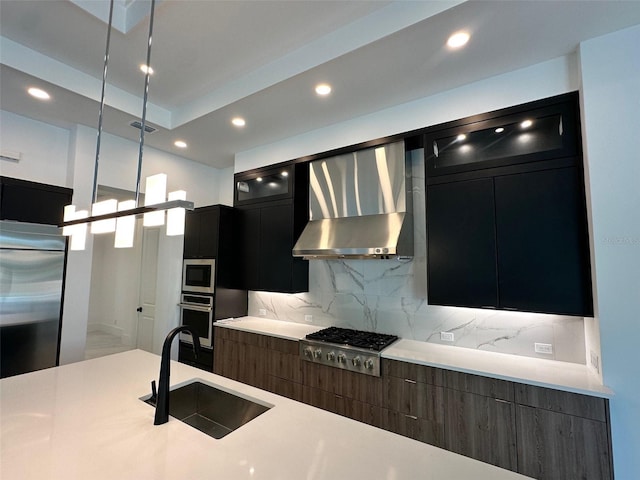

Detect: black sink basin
[143,380,272,439]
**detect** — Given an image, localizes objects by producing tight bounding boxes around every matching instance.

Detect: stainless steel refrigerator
[0,221,67,378]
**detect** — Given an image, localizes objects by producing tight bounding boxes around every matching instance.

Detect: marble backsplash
[248,151,587,364]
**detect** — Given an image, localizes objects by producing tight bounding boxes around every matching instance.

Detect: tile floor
[84,331,133,360]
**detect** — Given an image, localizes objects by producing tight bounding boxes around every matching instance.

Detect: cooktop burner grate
[305,326,398,352]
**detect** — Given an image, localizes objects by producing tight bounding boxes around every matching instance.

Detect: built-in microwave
[179,293,214,348]
[182,259,215,294]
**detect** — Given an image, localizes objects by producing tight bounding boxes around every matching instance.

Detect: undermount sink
[142,380,272,439]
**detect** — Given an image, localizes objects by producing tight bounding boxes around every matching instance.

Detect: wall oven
[179,293,214,349]
[182,259,215,294]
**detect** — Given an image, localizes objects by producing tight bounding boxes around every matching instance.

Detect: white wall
[0,110,70,186]
[579,24,640,480]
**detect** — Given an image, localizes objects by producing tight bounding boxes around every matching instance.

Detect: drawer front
[382,359,444,385]
[382,408,446,448]
[516,404,613,480]
[514,384,607,422]
[383,376,445,421]
[444,370,514,401]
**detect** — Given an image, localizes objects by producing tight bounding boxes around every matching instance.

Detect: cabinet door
[427,178,498,308]
[516,405,612,480]
[183,208,220,259]
[1,179,72,225]
[196,208,220,258]
[259,204,294,292]
[238,207,261,290]
[494,167,593,315]
[444,388,517,471]
[183,210,201,258]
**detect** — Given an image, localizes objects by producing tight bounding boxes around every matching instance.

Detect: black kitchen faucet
[152,326,201,425]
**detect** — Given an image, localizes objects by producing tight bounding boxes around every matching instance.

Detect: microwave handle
[178,303,213,313]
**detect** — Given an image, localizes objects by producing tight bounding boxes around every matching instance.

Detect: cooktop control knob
[337,353,347,364]
[303,347,313,359]
[352,356,362,367]
[326,351,336,361]
[313,348,322,360]
[364,358,375,370]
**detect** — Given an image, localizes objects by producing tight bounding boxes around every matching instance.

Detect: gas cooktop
[305,326,398,351]
[300,327,399,377]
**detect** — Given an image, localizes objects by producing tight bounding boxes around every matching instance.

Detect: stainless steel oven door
[179,294,213,348]
[182,259,215,294]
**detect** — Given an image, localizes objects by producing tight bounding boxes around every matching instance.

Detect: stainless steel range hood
[293,140,413,260]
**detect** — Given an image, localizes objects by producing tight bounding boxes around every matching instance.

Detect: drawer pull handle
[404,414,418,420]
[404,379,417,384]
[495,398,511,404]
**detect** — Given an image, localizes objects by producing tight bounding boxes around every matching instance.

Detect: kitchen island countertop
[217,316,612,398]
[0,349,530,480]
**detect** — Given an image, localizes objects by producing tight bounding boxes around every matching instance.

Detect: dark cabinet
[426,178,498,309]
[234,163,309,293]
[183,207,220,259]
[494,168,593,315]
[425,93,593,316]
[179,205,247,372]
[1,176,72,225]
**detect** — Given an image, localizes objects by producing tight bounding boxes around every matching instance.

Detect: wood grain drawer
[382,408,446,448]
[444,370,514,401]
[383,376,445,420]
[516,404,613,480]
[382,359,444,385]
[514,383,607,422]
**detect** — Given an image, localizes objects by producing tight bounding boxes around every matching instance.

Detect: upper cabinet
[425,93,594,316]
[183,205,239,288]
[0,176,73,225]
[234,162,309,293]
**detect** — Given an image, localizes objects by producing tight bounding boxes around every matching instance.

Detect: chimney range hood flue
[293,140,413,260]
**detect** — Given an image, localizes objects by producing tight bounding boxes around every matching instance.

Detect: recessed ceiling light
[140,64,154,75]
[232,117,246,127]
[521,119,533,129]
[174,140,187,148]
[256,177,263,182]
[28,87,50,100]
[281,171,289,177]
[315,83,332,96]
[495,127,505,133]
[447,31,470,49]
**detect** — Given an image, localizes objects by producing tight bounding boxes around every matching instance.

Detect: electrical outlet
[534,342,553,355]
[258,308,267,317]
[590,350,600,374]
[440,331,455,342]
[304,314,313,323]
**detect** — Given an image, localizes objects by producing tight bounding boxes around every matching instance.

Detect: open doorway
[84,186,159,359]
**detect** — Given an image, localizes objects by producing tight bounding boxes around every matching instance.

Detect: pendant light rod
[91,0,115,205]
[134,0,156,207]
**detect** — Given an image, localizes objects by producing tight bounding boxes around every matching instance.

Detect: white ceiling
[1,0,640,169]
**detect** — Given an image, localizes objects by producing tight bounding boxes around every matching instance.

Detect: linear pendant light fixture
[60,0,193,250]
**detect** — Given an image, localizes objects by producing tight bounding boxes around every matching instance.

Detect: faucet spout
[154,326,201,425]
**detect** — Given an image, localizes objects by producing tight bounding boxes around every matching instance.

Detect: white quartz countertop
[216,315,320,340]
[0,350,530,480]
[221,317,613,398]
